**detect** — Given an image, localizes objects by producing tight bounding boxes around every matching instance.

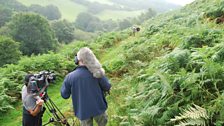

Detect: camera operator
[61,47,111,126]
[22,74,44,126]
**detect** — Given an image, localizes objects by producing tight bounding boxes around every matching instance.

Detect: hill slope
[1,0,224,125]
[16,0,180,21]
[101,0,224,125]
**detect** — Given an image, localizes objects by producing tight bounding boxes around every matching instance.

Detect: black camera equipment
[27,71,56,95]
[27,71,72,126]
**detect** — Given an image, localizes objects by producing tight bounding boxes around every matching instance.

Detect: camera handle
[43,95,71,126]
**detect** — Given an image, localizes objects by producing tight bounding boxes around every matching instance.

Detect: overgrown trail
[100,35,139,63]
[99,34,141,125]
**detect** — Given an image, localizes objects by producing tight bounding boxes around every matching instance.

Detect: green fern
[170,104,209,126]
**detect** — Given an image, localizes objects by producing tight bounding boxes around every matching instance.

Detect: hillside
[16,0,86,21]
[16,0,180,21]
[1,0,224,126]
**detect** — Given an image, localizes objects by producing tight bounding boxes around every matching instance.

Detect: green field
[17,0,87,21]
[17,0,144,21]
[96,9,145,20]
[87,0,114,5]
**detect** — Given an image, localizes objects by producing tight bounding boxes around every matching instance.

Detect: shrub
[182,29,222,49]
[160,48,190,73]
[0,6,13,27]
[0,78,18,113]
[51,20,75,44]
[0,36,21,67]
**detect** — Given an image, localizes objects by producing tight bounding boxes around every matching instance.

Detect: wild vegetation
[1,0,224,126]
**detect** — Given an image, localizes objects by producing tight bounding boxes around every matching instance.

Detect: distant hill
[110,0,181,12]
[16,0,180,21]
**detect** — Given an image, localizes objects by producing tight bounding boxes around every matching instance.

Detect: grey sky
[166,0,195,6]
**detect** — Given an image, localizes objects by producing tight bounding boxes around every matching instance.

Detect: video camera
[27,71,56,96]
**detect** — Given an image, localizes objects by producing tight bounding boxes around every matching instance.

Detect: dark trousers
[22,107,42,126]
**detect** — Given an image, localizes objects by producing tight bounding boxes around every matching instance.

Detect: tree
[44,5,61,20]
[118,19,132,30]
[75,12,102,32]
[29,4,61,20]
[0,6,13,27]
[0,36,21,67]
[6,13,57,55]
[86,21,103,32]
[102,19,118,31]
[51,20,75,44]
[138,8,156,23]
[0,0,27,11]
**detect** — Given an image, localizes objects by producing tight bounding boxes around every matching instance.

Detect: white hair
[77,47,105,78]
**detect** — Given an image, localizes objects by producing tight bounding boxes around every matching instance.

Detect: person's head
[76,47,105,78]
[75,56,84,66]
[24,74,34,86]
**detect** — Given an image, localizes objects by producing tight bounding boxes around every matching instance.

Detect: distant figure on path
[132,26,141,36]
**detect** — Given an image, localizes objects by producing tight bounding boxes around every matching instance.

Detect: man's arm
[99,76,111,91]
[28,99,44,117]
[61,75,71,99]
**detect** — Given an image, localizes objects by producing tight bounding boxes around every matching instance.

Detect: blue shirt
[61,66,111,120]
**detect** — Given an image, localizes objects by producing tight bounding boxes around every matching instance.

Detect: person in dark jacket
[61,47,111,126]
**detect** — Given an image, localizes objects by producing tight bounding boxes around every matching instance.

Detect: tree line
[0,0,156,67]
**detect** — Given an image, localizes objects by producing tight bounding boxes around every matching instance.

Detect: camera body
[27,71,56,95]
[33,71,56,86]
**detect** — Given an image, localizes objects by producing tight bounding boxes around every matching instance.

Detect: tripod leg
[43,121,51,126]
[44,96,71,126]
[48,98,65,118]
[45,102,58,121]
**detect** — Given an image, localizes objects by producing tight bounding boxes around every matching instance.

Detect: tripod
[43,95,71,126]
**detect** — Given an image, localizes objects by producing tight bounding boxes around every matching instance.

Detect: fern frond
[170,104,209,126]
[178,118,206,126]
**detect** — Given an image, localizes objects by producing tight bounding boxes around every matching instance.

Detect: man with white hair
[61,47,111,126]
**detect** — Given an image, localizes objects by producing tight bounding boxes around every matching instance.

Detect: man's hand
[36,99,44,106]
[29,99,44,116]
